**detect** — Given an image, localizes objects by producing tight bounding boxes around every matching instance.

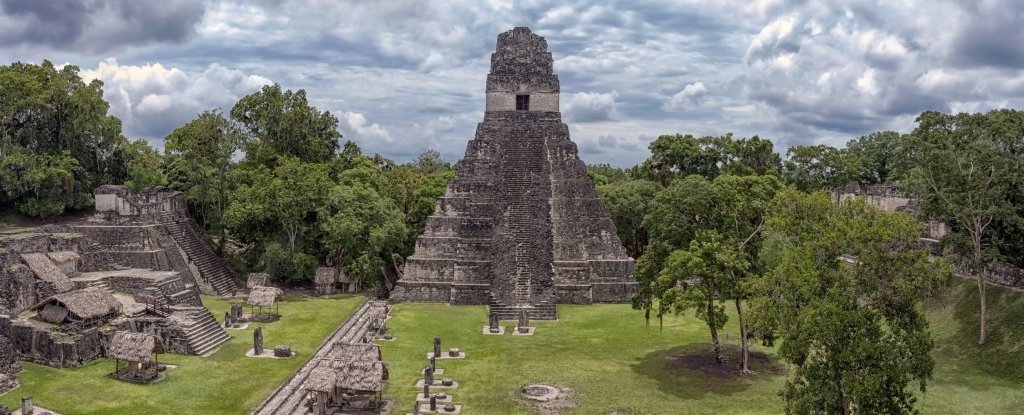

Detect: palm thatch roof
[246,273,270,289]
[21,253,75,292]
[247,286,283,307]
[314,267,337,284]
[326,342,382,362]
[305,359,389,393]
[32,287,122,321]
[108,331,165,362]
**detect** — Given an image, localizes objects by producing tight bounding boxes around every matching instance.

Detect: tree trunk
[973,231,988,345]
[735,298,752,374]
[286,224,298,252]
[708,298,723,364]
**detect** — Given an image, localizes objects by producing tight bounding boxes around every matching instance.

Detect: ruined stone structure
[833,182,947,239]
[76,185,239,296]
[393,27,636,319]
[0,186,234,372]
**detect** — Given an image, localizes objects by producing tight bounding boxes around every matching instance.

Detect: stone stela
[393,27,637,321]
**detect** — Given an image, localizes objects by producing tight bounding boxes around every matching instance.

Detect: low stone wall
[391,281,452,302]
[592,282,638,303]
[450,283,490,304]
[555,284,592,304]
[1,317,107,368]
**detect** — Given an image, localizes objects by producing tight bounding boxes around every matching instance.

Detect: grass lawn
[381,280,1024,414]
[1,279,1020,414]
[0,293,365,414]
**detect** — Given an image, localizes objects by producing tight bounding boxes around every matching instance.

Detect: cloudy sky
[2,0,1023,167]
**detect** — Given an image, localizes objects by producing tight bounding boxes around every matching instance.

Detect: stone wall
[0,316,106,368]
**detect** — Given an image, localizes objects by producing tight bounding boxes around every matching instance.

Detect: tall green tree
[320,182,407,288]
[901,110,1021,344]
[231,83,341,166]
[596,179,662,258]
[757,189,949,415]
[638,174,780,371]
[164,110,243,252]
[845,131,901,185]
[641,134,727,185]
[225,157,332,252]
[783,144,859,192]
[120,139,167,191]
[657,230,745,364]
[0,60,128,215]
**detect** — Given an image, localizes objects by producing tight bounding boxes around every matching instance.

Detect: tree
[901,110,1021,345]
[0,60,129,215]
[225,157,332,252]
[0,148,91,216]
[231,84,341,166]
[721,134,782,176]
[783,144,859,192]
[410,149,450,175]
[320,182,407,288]
[757,189,949,414]
[596,179,662,258]
[657,231,744,364]
[164,111,242,252]
[119,139,166,191]
[640,134,726,185]
[845,131,901,185]
[637,173,780,372]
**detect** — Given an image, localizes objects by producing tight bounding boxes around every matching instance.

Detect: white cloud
[340,111,392,144]
[564,91,619,122]
[79,58,271,142]
[664,82,708,111]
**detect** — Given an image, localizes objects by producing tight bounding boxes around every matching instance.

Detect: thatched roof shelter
[32,287,122,324]
[246,273,270,289]
[247,286,283,307]
[109,331,165,363]
[306,359,389,393]
[21,253,75,292]
[326,342,382,362]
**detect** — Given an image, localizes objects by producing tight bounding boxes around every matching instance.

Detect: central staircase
[162,217,238,296]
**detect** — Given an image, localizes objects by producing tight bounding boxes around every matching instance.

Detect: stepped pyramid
[392,27,636,319]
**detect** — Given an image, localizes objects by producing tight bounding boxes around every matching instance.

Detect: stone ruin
[0,185,234,381]
[393,27,637,320]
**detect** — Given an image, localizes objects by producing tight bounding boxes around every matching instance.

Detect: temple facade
[392,27,636,319]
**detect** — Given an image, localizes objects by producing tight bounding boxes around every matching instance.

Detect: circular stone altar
[520,384,560,401]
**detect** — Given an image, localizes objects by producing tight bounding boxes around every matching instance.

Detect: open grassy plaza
[0,279,1020,414]
[377,278,1024,415]
[0,294,365,414]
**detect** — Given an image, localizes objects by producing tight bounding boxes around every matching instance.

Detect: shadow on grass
[944,279,1024,383]
[630,343,784,400]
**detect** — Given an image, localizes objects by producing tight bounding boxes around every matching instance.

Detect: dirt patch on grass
[665,345,786,379]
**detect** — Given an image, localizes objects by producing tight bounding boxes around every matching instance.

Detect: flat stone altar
[393,27,636,320]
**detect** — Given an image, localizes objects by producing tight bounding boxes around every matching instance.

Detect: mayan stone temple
[393,27,636,319]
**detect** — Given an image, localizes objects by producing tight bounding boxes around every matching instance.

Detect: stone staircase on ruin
[161,217,238,296]
[486,140,558,320]
[182,308,231,356]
